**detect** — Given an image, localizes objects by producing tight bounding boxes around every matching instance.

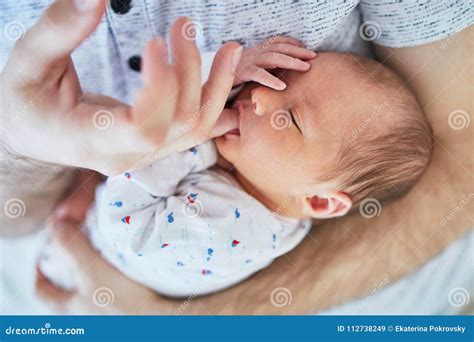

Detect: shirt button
[111,0,132,15]
[128,55,142,72]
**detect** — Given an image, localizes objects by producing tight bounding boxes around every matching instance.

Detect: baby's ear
[302,191,352,219]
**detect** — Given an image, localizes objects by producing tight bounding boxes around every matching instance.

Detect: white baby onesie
[85,141,311,297]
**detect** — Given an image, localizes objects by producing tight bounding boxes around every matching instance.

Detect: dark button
[111,0,132,15]
[128,55,141,72]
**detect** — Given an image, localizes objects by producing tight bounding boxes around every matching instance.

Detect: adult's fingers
[133,38,178,145]
[170,18,202,125]
[10,0,105,85]
[51,220,102,283]
[35,266,76,311]
[49,219,157,310]
[196,43,242,140]
[141,38,170,87]
[50,219,133,291]
[36,266,105,314]
[210,108,240,138]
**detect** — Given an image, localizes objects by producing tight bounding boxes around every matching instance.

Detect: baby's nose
[233,99,254,116]
[251,87,271,116]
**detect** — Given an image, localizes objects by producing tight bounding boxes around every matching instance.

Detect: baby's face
[215,53,385,214]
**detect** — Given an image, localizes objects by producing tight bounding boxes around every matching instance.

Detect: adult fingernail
[73,0,100,12]
[230,46,243,73]
[300,61,311,69]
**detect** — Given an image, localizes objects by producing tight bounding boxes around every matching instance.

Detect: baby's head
[216,52,432,219]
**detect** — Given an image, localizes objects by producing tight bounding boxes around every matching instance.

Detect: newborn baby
[42,40,432,297]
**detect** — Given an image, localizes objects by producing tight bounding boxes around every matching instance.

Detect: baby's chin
[214,134,235,156]
[214,141,235,171]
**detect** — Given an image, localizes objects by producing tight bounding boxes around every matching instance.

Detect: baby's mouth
[211,107,240,138]
[225,101,243,137]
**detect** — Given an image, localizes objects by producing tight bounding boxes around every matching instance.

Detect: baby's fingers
[257,52,311,71]
[266,43,316,60]
[246,66,286,90]
[266,36,305,47]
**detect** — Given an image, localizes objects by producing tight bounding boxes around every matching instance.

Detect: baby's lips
[210,108,240,138]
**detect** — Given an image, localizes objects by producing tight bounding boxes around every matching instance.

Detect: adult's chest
[1,0,365,102]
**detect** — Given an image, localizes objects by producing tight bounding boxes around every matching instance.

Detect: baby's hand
[234,36,316,90]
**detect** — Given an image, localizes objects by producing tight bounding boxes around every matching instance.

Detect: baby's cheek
[215,137,238,163]
[243,139,277,170]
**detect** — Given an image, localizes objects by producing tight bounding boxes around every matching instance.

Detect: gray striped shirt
[1,0,472,105]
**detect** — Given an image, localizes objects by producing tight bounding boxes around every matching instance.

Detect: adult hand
[36,221,165,314]
[36,169,177,314]
[1,0,242,176]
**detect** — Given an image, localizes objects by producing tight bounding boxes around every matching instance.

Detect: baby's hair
[317,55,433,209]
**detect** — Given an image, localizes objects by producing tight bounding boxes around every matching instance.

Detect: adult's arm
[38,27,472,314]
[0,147,74,237]
[0,0,241,236]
